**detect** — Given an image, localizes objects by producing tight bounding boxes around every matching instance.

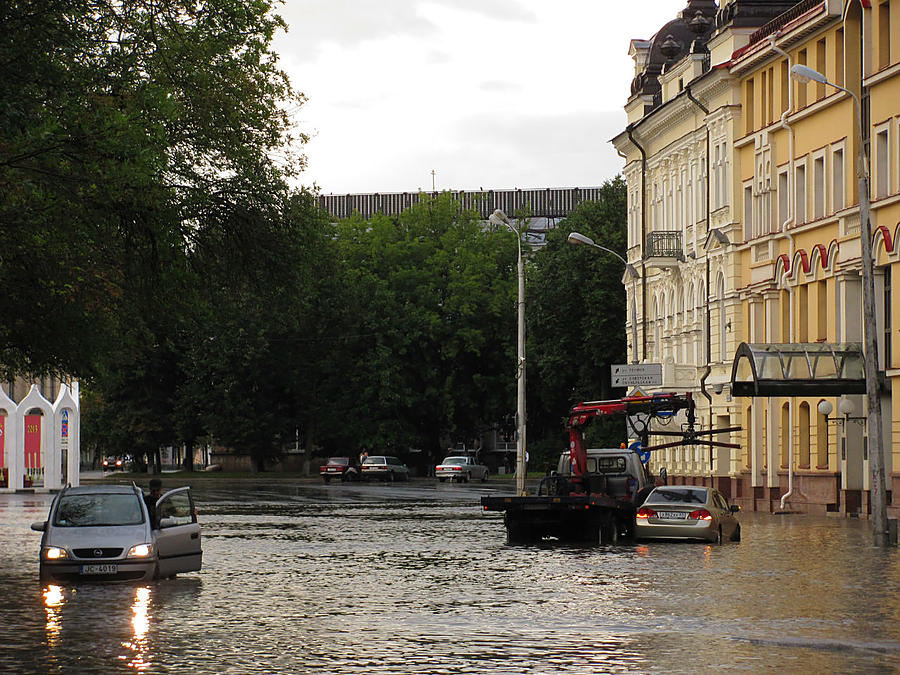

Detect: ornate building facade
[613,0,899,515]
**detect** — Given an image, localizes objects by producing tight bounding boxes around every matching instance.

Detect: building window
[876,127,890,199]
[816,38,827,101]
[744,183,753,240]
[813,155,825,220]
[778,169,789,227]
[799,284,809,342]
[745,79,755,134]
[795,163,807,223]
[796,49,808,108]
[835,28,845,88]
[799,401,811,468]
[816,403,829,468]
[780,60,790,114]
[832,147,844,212]
[781,289,791,341]
[817,280,828,341]
[885,266,893,368]
[717,274,727,362]
[879,1,891,71]
[781,403,790,469]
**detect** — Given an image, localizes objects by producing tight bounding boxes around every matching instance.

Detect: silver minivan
[32,484,202,583]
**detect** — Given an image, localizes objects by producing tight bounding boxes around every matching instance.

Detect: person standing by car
[358,446,369,466]
[144,478,162,528]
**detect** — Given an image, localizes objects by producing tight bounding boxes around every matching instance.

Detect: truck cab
[551,447,651,500]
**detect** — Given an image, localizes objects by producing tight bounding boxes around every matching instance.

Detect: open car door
[154,487,202,577]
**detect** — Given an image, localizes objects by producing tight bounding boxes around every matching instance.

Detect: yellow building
[614,0,899,515]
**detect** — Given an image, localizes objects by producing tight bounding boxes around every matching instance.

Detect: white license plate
[80,564,118,575]
[656,511,688,520]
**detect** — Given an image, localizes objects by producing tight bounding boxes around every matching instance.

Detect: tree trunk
[183,441,195,472]
[153,447,162,475]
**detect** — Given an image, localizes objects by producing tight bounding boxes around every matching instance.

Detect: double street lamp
[790,63,889,546]
[567,232,641,364]
[490,209,527,495]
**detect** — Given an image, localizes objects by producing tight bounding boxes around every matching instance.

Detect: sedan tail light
[688,509,713,520]
[636,507,656,519]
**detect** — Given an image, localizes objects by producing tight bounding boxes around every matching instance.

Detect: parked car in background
[32,484,202,583]
[635,486,740,544]
[435,456,489,483]
[361,456,409,482]
[320,457,360,483]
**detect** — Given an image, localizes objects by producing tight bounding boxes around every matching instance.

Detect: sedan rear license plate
[80,564,118,575]
[656,511,688,519]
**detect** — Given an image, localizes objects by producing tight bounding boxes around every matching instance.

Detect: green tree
[1,0,303,380]
[527,177,629,466]
[331,194,517,465]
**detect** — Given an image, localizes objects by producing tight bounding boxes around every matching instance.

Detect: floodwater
[3,479,900,674]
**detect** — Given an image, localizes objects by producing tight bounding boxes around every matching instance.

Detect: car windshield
[327,458,349,466]
[53,493,145,527]
[646,488,708,505]
[363,457,385,465]
[442,457,467,465]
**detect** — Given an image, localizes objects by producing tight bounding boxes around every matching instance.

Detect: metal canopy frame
[730,342,867,397]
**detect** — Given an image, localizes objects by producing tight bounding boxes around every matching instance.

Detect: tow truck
[481,392,741,544]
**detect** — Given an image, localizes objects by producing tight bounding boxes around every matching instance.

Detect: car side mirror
[31,521,46,532]
[730,504,740,513]
[159,517,177,529]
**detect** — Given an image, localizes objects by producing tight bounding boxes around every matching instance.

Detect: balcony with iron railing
[645,231,684,267]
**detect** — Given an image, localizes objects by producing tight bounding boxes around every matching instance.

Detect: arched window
[816,401,829,469]
[799,401,811,468]
[780,403,790,469]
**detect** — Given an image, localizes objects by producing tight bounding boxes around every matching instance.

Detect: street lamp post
[567,232,640,364]
[790,64,889,546]
[490,209,527,495]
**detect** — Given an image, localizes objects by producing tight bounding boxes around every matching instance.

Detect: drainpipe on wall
[627,125,648,362]
[686,85,713,408]
[771,34,804,511]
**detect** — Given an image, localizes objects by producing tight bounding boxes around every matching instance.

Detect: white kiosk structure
[0,383,80,492]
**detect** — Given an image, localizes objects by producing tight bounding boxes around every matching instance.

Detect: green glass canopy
[730,342,867,397]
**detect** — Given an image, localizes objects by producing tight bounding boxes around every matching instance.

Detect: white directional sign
[611,363,662,387]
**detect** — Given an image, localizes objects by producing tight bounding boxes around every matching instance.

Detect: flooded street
[3,479,900,673]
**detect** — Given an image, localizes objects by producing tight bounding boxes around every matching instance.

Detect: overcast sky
[272,0,680,194]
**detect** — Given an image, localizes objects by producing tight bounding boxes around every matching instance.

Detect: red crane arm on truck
[565,393,696,482]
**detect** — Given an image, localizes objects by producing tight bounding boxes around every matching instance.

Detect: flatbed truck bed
[481,493,635,544]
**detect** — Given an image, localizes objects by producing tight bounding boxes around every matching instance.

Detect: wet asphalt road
[3,477,900,673]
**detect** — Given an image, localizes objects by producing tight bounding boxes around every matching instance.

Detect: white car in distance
[435,456,489,483]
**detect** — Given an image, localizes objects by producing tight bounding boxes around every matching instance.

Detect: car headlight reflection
[44,547,68,560]
[127,543,153,558]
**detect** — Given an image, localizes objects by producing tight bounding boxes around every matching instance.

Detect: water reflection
[126,587,152,671]
[43,584,65,648]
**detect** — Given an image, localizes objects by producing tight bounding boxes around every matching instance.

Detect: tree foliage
[527,177,629,465]
[330,194,517,461]
[0,0,303,379]
[4,1,630,472]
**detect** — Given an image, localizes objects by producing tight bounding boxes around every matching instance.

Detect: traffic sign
[612,363,662,387]
[629,441,651,464]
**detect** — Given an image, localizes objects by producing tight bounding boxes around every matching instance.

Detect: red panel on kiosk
[24,414,41,469]
[0,415,5,466]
